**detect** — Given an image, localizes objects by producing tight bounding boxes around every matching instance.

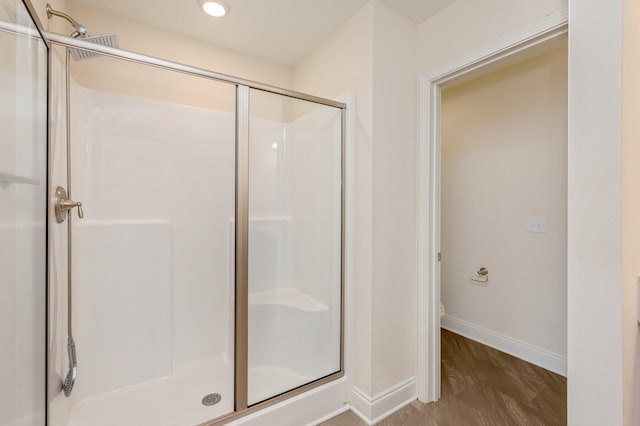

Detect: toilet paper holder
[470,267,489,284]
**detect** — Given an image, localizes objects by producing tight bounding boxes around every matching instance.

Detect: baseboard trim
[441,314,567,377]
[350,378,417,425]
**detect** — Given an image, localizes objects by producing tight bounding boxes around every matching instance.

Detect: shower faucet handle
[61,199,84,219]
[54,186,84,223]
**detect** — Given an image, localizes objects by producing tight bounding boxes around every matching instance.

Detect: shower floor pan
[67,357,312,426]
[68,356,233,426]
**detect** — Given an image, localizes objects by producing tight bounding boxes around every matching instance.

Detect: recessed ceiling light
[198,0,229,17]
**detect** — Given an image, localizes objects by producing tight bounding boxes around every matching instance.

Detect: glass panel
[0,1,48,425]
[50,51,236,425]
[247,89,342,405]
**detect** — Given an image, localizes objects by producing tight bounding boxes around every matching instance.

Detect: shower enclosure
[0,1,47,425]
[3,2,346,425]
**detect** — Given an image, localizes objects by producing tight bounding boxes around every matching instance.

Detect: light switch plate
[527,216,546,233]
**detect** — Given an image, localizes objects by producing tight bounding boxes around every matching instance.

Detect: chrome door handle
[54,186,84,223]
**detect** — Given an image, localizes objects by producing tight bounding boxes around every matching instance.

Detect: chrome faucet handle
[54,186,84,223]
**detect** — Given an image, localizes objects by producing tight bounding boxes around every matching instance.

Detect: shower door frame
[42,29,347,426]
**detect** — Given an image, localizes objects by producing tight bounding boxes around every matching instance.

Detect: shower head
[69,33,119,61]
[62,338,77,397]
[45,3,119,60]
[63,364,77,397]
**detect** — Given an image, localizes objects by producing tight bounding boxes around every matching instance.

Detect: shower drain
[202,393,222,406]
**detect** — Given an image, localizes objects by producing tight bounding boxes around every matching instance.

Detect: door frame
[416,9,569,403]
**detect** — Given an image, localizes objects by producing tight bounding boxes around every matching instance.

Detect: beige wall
[33,1,292,113]
[66,1,292,89]
[441,45,567,356]
[417,0,567,73]
[294,0,418,397]
[370,1,417,395]
[29,0,68,34]
[622,0,640,424]
[294,2,375,395]
[294,0,571,400]
[294,1,419,397]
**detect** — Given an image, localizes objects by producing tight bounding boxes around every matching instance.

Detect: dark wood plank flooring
[320,329,566,425]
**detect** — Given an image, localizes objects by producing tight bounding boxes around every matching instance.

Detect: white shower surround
[50,82,346,425]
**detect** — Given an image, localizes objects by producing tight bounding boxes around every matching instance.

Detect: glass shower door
[247,89,343,405]
[48,49,238,426]
[0,1,48,425]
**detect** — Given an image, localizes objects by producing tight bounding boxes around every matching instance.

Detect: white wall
[621,0,640,424]
[417,0,568,73]
[568,0,623,424]
[370,1,417,396]
[441,46,567,357]
[293,2,375,395]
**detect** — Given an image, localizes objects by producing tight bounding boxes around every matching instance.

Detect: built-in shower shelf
[0,172,39,186]
[249,288,328,312]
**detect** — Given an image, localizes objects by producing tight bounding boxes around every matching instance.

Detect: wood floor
[321,329,566,425]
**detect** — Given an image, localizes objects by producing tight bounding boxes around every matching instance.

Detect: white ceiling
[69,0,456,65]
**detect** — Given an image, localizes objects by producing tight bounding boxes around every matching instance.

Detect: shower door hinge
[437,252,441,262]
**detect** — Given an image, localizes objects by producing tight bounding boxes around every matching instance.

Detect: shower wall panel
[73,221,172,396]
[286,106,342,309]
[71,86,236,371]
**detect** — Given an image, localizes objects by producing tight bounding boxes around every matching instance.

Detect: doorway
[440,40,568,371]
[416,11,569,404]
[435,38,568,423]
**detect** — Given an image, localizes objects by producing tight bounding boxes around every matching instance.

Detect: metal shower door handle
[54,186,84,223]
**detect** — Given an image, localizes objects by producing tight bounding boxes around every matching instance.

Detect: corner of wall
[621,0,640,424]
[350,378,417,425]
[370,0,418,397]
